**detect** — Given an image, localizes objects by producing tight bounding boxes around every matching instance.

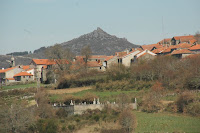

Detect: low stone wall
[53,102,137,115]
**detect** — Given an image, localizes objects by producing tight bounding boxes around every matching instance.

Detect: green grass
[1,83,37,90]
[1,83,50,90]
[135,111,200,132]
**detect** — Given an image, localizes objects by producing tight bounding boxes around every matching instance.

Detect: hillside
[60,27,138,55]
[34,27,138,56]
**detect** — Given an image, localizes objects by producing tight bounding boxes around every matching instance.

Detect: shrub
[176,92,195,113]
[56,108,68,118]
[36,119,58,133]
[68,124,75,131]
[119,109,137,133]
[185,102,200,116]
[141,92,163,113]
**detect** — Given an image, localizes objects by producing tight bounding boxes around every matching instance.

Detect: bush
[176,92,195,113]
[36,119,58,133]
[141,92,163,113]
[56,108,68,118]
[119,109,137,133]
[185,102,200,116]
[68,124,75,131]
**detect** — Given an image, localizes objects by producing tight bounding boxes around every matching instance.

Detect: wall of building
[106,56,118,68]
[6,68,23,78]
[122,51,140,67]
[138,54,156,61]
[19,75,34,82]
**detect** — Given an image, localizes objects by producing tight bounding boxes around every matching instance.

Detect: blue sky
[0,0,199,54]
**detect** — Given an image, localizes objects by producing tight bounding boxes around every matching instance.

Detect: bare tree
[81,45,92,64]
[0,101,35,133]
[46,44,74,71]
[119,109,137,133]
[194,31,200,44]
[35,88,55,118]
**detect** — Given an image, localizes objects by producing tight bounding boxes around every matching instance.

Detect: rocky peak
[82,27,111,39]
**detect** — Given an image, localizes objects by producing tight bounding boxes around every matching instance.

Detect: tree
[194,31,200,44]
[0,101,35,133]
[45,44,75,83]
[35,88,55,119]
[119,109,137,133]
[81,45,92,64]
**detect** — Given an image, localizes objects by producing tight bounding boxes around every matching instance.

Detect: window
[23,76,25,78]
[29,76,31,78]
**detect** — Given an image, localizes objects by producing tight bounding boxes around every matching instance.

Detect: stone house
[0,67,23,85]
[171,49,194,58]
[103,56,118,69]
[135,50,156,62]
[13,72,34,82]
[118,50,141,67]
[30,59,56,81]
[189,44,200,53]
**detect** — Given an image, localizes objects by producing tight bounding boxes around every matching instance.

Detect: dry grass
[47,86,92,95]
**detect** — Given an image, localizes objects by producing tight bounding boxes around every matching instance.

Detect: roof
[0,67,15,73]
[152,47,165,54]
[89,55,107,59]
[87,61,102,67]
[157,38,171,44]
[189,44,200,50]
[173,35,194,41]
[14,72,33,77]
[6,78,15,80]
[171,49,193,55]
[189,39,197,44]
[115,51,127,57]
[22,65,30,70]
[136,50,156,58]
[105,56,115,61]
[32,59,56,65]
[140,44,163,51]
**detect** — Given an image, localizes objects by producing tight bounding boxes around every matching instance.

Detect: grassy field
[135,111,200,132]
[49,89,141,102]
[1,83,51,91]
[1,83,38,90]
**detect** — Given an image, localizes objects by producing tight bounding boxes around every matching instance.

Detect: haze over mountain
[59,27,138,55]
[1,28,138,68]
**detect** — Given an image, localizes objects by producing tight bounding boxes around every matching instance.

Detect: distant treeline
[6,51,29,56]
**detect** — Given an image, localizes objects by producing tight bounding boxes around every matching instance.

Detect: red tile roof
[6,78,15,80]
[0,67,15,73]
[115,51,127,57]
[89,55,107,59]
[173,35,194,41]
[157,38,171,44]
[105,56,115,61]
[141,44,163,51]
[87,61,102,67]
[171,49,193,55]
[151,47,165,54]
[14,72,33,77]
[189,44,200,50]
[22,65,30,70]
[189,39,197,44]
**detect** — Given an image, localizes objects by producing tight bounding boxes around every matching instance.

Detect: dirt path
[47,86,93,94]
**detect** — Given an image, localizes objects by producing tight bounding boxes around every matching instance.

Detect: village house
[13,71,34,82]
[0,67,23,85]
[117,49,141,67]
[135,50,156,61]
[189,44,200,53]
[171,49,194,58]
[103,56,118,69]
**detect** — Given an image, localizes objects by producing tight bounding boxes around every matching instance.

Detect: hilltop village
[1,35,200,85]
